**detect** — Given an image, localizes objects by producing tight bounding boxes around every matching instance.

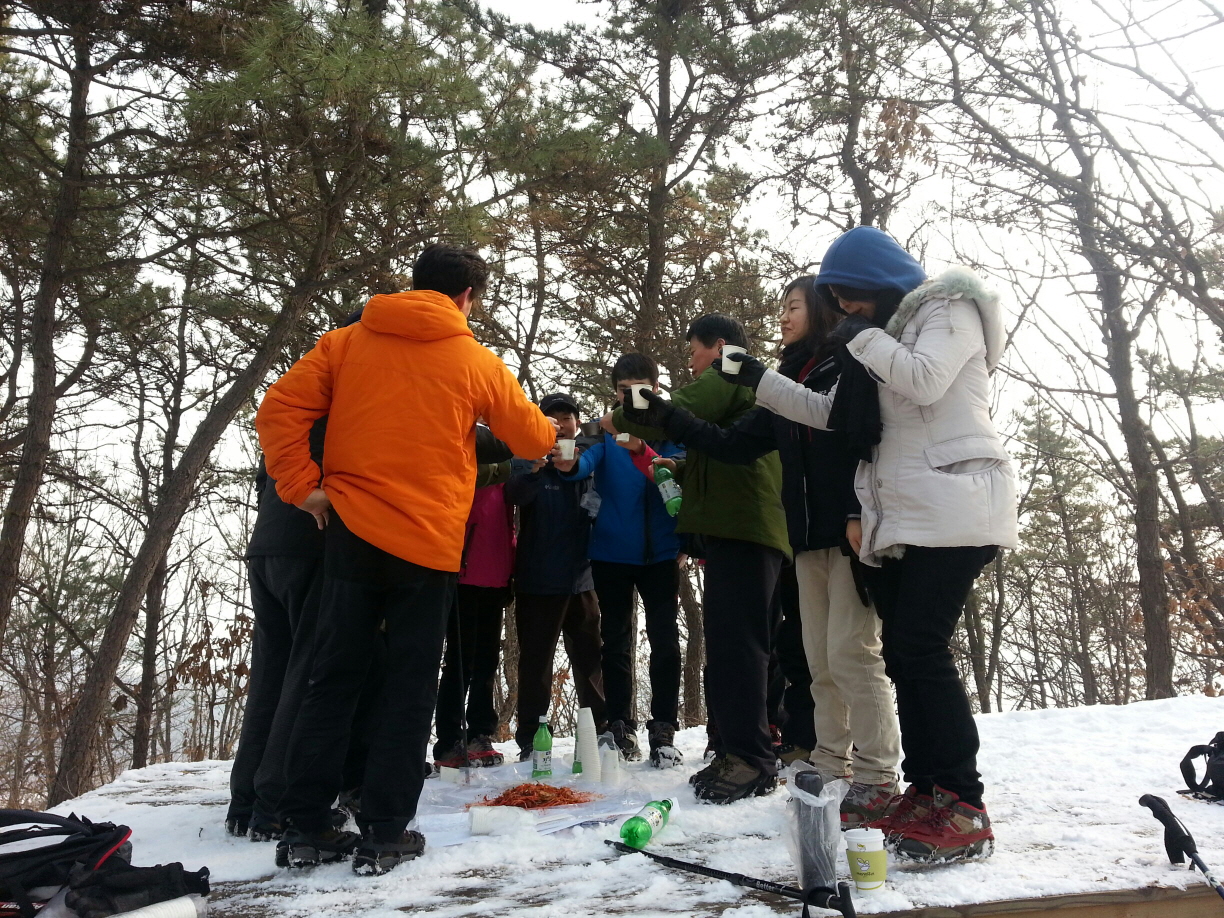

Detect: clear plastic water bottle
[619,798,673,849]
[531,716,552,778]
[654,464,682,517]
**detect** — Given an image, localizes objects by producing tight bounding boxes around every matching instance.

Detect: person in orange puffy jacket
[256,244,555,876]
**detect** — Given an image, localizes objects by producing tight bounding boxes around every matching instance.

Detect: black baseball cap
[539,392,582,417]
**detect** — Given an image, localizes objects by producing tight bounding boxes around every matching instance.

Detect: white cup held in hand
[720,345,748,375]
[630,384,652,410]
[558,438,576,461]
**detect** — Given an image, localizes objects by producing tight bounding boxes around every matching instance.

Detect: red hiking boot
[865,785,934,841]
[893,786,994,863]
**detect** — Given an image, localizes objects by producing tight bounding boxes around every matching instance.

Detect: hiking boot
[769,724,783,756]
[893,786,994,864]
[776,743,811,767]
[281,825,361,868]
[433,740,472,770]
[224,814,249,838]
[867,785,934,841]
[352,830,426,876]
[517,746,532,763]
[274,839,289,868]
[648,722,683,769]
[692,754,777,804]
[609,721,643,762]
[466,735,505,767]
[841,780,900,830]
[248,814,283,842]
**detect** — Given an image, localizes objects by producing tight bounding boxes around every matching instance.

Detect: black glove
[621,388,675,428]
[66,861,210,918]
[713,352,767,389]
[829,314,874,346]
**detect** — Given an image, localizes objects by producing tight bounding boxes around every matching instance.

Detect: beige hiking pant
[795,548,900,786]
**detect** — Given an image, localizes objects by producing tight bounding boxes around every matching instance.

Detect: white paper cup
[844,827,887,893]
[558,438,576,460]
[720,345,748,374]
[470,805,534,835]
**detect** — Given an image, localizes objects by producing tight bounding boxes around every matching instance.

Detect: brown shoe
[840,780,900,829]
[866,785,933,840]
[893,786,994,863]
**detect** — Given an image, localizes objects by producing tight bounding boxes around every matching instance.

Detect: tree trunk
[49,277,329,804]
[678,562,704,727]
[0,33,91,643]
[130,556,166,769]
[1093,265,1174,698]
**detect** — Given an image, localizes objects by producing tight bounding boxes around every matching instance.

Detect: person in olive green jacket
[609,314,789,803]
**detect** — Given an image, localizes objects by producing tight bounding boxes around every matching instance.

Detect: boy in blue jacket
[562,354,685,767]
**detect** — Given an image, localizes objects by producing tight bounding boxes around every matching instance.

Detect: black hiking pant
[513,590,605,752]
[433,585,509,756]
[591,559,681,731]
[702,536,783,777]
[280,514,455,841]
[229,555,322,824]
[864,545,996,808]
[775,562,816,750]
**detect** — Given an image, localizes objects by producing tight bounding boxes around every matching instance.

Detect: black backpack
[0,811,131,918]
[1180,731,1224,802]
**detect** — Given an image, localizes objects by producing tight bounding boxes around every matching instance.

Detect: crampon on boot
[892,786,994,864]
[281,825,361,868]
[352,830,426,876]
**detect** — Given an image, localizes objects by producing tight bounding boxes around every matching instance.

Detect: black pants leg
[701,537,783,777]
[558,590,606,724]
[514,593,569,751]
[464,586,508,739]
[280,515,454,840]
[866,545,994,807]
[637,560,682,730]
[436,585,507,755]
[592,561,637,727]
[776,563,816,750]
[230,555,321,822]
[434,593,470,755]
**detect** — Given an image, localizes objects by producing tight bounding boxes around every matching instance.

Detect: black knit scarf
[827,347,881,462]
[826,302,900,463]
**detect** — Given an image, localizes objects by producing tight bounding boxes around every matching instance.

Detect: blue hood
[815,226,927,295]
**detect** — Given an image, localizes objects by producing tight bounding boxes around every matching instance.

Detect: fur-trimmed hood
[885,267,1005,371]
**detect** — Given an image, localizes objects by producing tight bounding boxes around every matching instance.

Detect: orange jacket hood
[361,290,474,342]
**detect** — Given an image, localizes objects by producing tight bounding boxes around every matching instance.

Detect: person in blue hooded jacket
[561,353,686,767]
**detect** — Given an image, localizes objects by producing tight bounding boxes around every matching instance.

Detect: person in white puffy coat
[715,226,1018,865]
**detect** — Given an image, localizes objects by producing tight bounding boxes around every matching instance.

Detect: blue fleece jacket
[815,226,927,294]
[563,432,684,566]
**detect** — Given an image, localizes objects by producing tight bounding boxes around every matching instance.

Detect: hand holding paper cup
[629,384,652,410]
[557,438,577,461]
[720,345,748,375]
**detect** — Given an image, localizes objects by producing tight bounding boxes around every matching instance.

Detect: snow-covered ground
[53,695,1224,916]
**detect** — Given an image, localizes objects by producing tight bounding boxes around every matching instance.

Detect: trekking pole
[1138,794,1224,902]
[605,840,856,918]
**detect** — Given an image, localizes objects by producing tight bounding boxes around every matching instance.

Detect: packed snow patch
[52,695,1224,915]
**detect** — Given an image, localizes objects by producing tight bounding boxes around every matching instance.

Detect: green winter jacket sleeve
[614,367,790,559]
